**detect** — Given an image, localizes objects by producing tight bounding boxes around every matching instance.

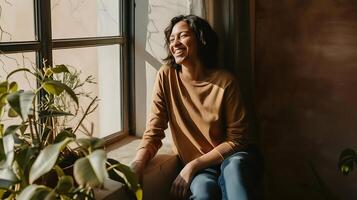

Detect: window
[0,0,132,141]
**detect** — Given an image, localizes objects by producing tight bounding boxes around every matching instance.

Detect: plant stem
[32,97,41,148]
[73,96,98,134]
[106,163,121,171]
[51,116,56,142]
[28,116,37,146]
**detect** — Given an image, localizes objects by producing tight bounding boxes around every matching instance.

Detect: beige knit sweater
[138,65,254,164]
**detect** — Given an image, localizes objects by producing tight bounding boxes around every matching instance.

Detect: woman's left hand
[170,163,197,199]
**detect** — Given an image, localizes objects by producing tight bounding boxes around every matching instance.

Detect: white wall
[134,0,190,138]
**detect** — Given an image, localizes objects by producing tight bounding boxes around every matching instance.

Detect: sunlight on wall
[145,0,189,61]
[135,0,189,136]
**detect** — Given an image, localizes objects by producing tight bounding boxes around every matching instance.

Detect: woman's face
[169,21,198,65]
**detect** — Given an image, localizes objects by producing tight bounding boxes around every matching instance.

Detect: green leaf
[106,160,126,184]
[7,90,35,121]
[16,145,34,175]
[42,81,64,96]
[53,165,65,177]
[73,149,108,187]
[9,82,18,92]
[76,138,105,151]
[0,168,19,189]
[52,65,70,74]
[340,164,352,175]
[44,67,53,77]
[38,109,73,119]
[0,189,14,200]
[0,92,8,104]
[4,125,22,136]
[42,81,78,105]
[0,189,5,199]
[0,143,4,164]
[6,68,32,81]
[0,124,3,136]
[55,176,74,194]
[136,188,143,200]
[8,108,18,118]
[0,81,8,94]
[54,128,75,143]
[44,65,70,77]
[29,138,73,184]
[59,195,72,200]
[0,179,15,190]
[0,134,15,168]
[18,185,55,200]
[107,158,142,200]
[338,148,357,175]
[0,103,4,116]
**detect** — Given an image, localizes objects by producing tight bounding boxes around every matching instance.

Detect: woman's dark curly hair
[163,15,218,69]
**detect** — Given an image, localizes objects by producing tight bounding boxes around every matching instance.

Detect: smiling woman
[163,15,218,71]
[168,21,198,66]
[131,15,263,200]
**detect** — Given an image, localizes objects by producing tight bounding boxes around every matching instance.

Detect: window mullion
[53,36,125,49]
[0,41,40,53]
[35,0,53,68]
[34,0,53,133]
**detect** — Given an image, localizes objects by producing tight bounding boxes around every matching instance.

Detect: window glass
[51,0,120,39]
[0,52,36,129]
[0,0,36,42]
[53,45,122,138]
[0,52,37,89]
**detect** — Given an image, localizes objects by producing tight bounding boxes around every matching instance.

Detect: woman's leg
[218,148,263,200]
[189,167,221,200]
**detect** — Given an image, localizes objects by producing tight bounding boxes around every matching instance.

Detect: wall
[254,1,357,199]
[134,0,190,137]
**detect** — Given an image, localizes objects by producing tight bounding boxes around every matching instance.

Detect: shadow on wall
[135,0,189,135]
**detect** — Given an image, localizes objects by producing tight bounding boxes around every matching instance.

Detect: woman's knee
[219,149,264,197]
[221,152,248,172]
[189,173,221,200]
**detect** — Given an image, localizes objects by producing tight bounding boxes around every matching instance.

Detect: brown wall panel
[255,1,357,199]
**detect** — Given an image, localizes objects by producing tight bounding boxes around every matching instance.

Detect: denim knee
[219,148,264,200]
[221,151,248,171]
[189,169,221,200]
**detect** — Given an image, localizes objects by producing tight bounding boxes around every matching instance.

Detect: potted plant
[339,148,357,175]
[0,64,142,199]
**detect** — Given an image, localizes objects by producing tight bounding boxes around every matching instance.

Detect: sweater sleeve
[138,68,169,159]
[213,78,249,160]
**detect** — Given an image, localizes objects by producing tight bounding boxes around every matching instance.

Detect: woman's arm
[131,67,169,182]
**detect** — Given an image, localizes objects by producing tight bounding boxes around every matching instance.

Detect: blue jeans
[189,147,263,200]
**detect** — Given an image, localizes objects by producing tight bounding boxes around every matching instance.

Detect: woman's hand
[130,160,145,185]
[170,162,197,199]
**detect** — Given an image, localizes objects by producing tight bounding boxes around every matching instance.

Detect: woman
[131,15,262,200]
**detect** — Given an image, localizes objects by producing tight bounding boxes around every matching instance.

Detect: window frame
[0,0,134,143]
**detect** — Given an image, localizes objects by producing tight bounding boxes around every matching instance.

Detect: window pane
[0,52,37,89]
[0,52,36,129]
[53,45,123,138]
[51,0,120,39]
[0,0,35,42]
